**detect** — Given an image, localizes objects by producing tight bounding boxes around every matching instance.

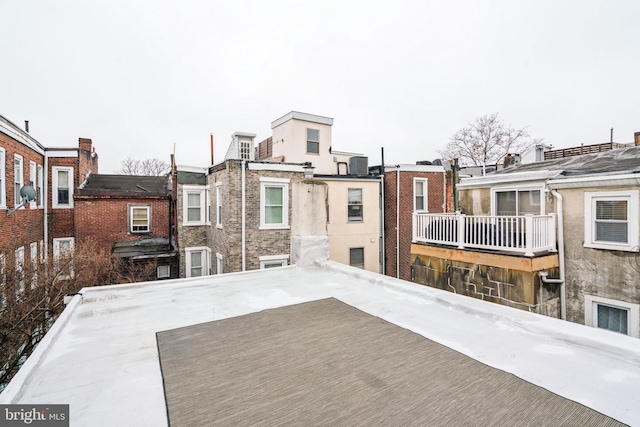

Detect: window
[15,247,24,294]
[216,253,223,275]
[37,164,43,208]
[53,238,75,279]
[414,178,428,212]
[182,185,209,226]
[306,129,319,154]
[216,182,222,228]
[157,265,170,279]
[585,295,639,337]
[130,205,151,233]
[348,188,363,222]
[494,188,542,216]
[259,254,289,269]
[239,140,252,160]
[185,247,210,278]
[260,178,289,229]
[29,161,36,208]
[30,242,37,287]
[0,148,5,208]
[349,247,365,269]
[14,155,23,207]
[53,166,74,208]
[584,190,639,252]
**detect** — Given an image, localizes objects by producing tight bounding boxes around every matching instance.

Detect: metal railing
[413,212,556,257]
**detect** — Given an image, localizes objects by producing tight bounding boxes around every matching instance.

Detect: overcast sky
[1,0,639,173]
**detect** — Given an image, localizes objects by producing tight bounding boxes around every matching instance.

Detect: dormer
[224,132,256,161]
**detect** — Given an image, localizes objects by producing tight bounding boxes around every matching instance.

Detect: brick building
[372,164,453,281]
[75,174,177,280]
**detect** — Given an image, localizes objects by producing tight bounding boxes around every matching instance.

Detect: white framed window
[414,178,428,212]
[29,161,36,208]
[37,164,44,208]
[53,237,75,279]
[185,247,211,278]
[239,139,252,160]
[182,185,209,226]
[15,246,24,295]
[0,148,5,209]
[260,177,289,229]
[30,242,38,287]
[347,188,363,222]
[306,128,319,154]
[52,166,74,208]
[157,265,170,279]
[259,254,289,269]
[216,182,222,228]
[492,187,543,216]
[216,253,223,275]
[14,154,23,207]
[349,247,365,269]
[584,190,639,252]
[585,295,639,338]
[130,205,151,233]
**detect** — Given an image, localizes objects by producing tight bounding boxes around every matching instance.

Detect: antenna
[7,185,37,216]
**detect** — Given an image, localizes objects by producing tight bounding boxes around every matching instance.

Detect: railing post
[457,213,465,249]
[525,214,534,256]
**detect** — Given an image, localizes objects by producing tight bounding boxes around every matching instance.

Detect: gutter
[396,165,400,279]
[44,154,49,258]
[242,160,246,272]
[540,189,566,320]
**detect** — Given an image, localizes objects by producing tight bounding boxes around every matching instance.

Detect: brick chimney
[79,138,92,153]
[78,138,99,177]
[635,132,640,147]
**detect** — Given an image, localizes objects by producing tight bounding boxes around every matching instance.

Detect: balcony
[413,213,557,257]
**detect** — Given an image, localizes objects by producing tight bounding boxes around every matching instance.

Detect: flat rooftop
[2,262,639,425]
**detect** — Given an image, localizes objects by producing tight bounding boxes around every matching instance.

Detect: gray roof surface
[158,298,624,426]
[494,146,640,177]
[76,174,170,197]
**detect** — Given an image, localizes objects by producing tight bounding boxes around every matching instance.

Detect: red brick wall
[0,131,45,256]
[383,169,453,281]
[74,197,171,251]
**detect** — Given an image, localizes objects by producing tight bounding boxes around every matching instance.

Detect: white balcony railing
[413,212,557,257]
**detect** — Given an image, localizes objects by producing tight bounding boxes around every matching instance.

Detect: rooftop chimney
[635,132,640,147]
[24,120,29,133]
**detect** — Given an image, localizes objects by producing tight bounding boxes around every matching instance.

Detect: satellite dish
[20,185,36,202]
[6,185,37,216]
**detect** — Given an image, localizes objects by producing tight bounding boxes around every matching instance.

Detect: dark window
[307,129,319,154]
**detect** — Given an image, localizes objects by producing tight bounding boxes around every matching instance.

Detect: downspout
[540,189,566,320]
[396,165,400,279]
[241,160,246,271]
[44,153,49,258]
[380,147,385,275]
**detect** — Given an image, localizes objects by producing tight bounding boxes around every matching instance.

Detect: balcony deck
[413,213,557,257]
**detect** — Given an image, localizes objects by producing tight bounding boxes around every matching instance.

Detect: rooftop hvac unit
[349,156,369,176]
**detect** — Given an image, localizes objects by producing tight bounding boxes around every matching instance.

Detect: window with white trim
[259,254,289,269]
[349,247,365,269]
[494,188,541,216]
[53,166,74,208]
[29,161,36,208]
[14,155,23,207]
[0,148,5,208]
[414,178,428,212]
[260,178,289,229]
[585,295,639,337]
[157,265,170,279]
[130,205,151,233]
[53,237,75,279]
[584,190,639,252]
[15,246,24,295]
[239,139,252,160]
[216,182,222,228]
[216,253,223,274]
[37,164,43,208]
[30,242,37,287]
[185,247,210,277]
[182,185,208,226]
[306,128,319,154]
[347,188,363,222]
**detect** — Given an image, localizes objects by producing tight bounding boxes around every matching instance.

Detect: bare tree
[439,113,541,167]
[0,240,158,389]
[118,157,170,176]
